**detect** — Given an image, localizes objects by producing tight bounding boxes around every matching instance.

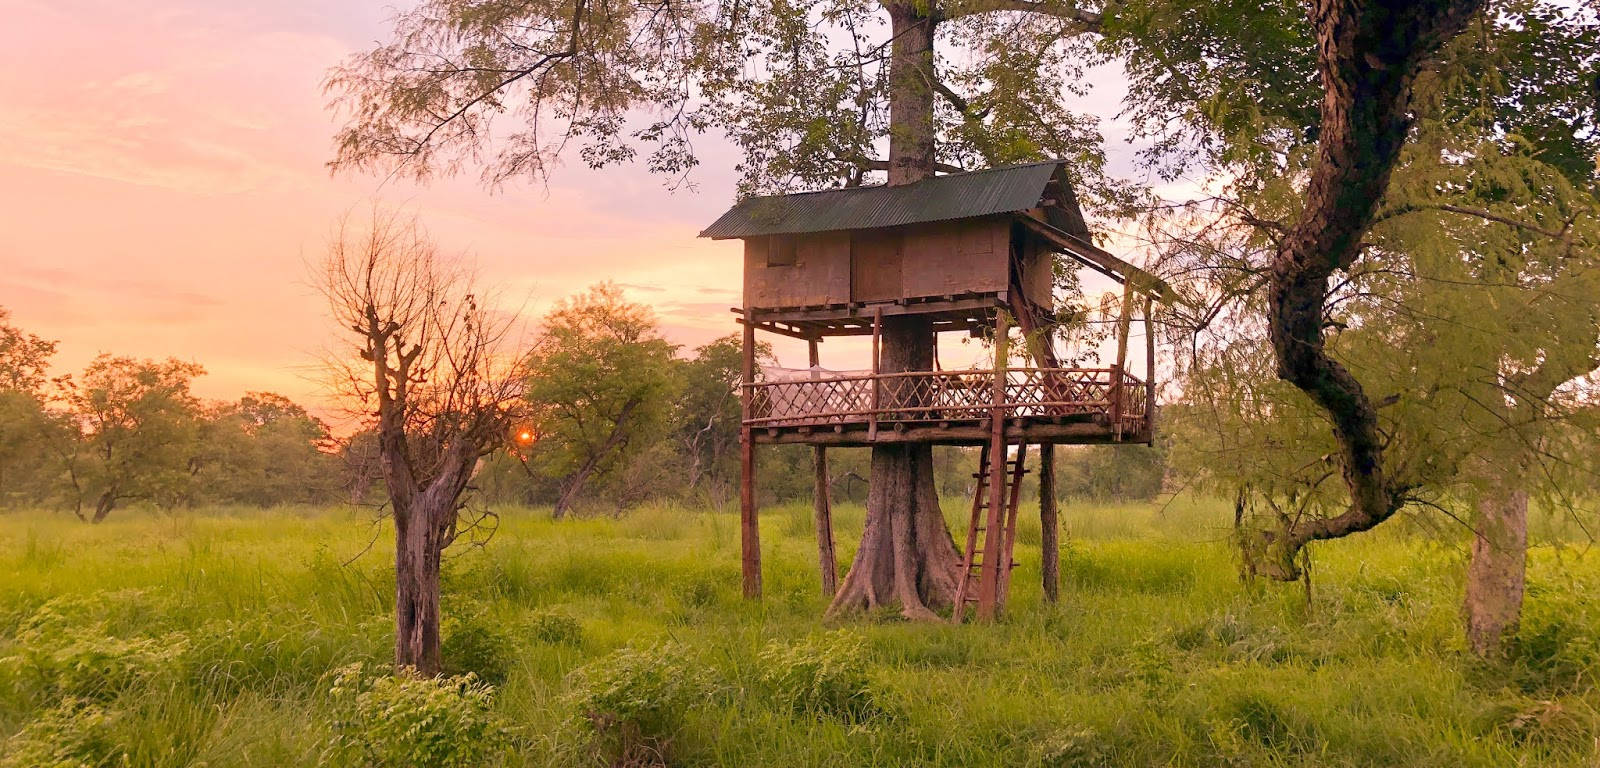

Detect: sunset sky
[0,0,1150,421]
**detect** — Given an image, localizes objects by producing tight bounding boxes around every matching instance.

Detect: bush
[527,609,585,647]
[443,613,516,685]
[326,663,512,768]
[1033,724,1112,768]
[3,626,185,702]
[759,630,884,723]
[0,698,128,768]
[564,642,711,767]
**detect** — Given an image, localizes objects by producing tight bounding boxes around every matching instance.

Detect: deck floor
[749,414,1150,446]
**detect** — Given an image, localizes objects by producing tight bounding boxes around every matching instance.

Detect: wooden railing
[744,367,1147,433]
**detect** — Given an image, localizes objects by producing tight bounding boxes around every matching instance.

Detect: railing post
[739,308,761,600]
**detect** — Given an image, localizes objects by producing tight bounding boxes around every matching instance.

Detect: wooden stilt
[868,307,882,441]
[1143,296,1157,442]
[809,338,837,597]
[1039,443,1059,603]
[740,309,761,599]
[997,443,1029,611]
[977,312,1011,621]
[1111,281,1134,437]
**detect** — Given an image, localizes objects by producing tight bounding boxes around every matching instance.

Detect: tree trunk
[826,3,957,619]
[394,507,444,676]
[828,317,963,619]
[1465,482,1527,659]
[1252,0,1485,579]
[91,491,115,523]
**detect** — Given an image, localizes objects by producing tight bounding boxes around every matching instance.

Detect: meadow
[2,497,1598,767]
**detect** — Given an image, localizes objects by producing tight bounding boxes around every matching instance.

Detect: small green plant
[443,613,516,685]
[759,630,884,723]
[326,663,512,768]
[564,642,710,767]
[1033,724,1111,768]
[3,625,186,702]
[0,698,128,768]
[527,609,585,647]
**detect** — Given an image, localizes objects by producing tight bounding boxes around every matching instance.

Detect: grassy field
[2,496,1598,767]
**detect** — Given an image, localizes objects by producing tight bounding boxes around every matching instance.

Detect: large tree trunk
[825,3,958,619]
[828,317,963,619]
[1253,0,1484,579]
[394,506,444,676]
[1465,482,1527,659]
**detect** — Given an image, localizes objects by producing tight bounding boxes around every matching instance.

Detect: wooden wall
[742,217,1041,310]
[743,231,850,308]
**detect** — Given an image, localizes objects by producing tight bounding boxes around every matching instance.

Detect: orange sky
[0,0,1151,422]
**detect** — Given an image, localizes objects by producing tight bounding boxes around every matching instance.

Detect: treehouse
[700,160,1174,619]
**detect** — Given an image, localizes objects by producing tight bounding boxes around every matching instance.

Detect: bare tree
[319,211,526,676]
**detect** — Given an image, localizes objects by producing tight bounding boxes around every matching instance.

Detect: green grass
[1,497,1598,766]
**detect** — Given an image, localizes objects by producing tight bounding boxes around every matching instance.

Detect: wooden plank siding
[742,218,1033,313]
[743,232,850,308]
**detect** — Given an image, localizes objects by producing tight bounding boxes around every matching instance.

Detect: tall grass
[1,497,1597,766]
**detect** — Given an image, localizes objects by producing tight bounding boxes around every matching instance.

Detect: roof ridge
[735,160,1064,203]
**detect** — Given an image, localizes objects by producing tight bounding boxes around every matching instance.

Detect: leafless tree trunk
[1255,0,1485,578]
[321,211,524,676]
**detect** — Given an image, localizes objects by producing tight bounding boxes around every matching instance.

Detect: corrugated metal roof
[699,161,1070,239]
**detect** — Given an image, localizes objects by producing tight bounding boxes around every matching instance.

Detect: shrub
[3,627,185,702]
[0,698,128,768]
[564,642,710,767]
[326,663,513,768]
[527,609,585,647]
[443,614,516,685]
[759,631,884,723]
[1033,724,1112,768]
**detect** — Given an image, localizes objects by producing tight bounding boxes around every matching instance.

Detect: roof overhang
[1019,217,1178,305]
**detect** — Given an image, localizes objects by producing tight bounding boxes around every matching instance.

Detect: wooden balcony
[743,367,1152,446]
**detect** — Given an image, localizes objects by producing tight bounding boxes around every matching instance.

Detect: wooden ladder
[952,443,1030,622]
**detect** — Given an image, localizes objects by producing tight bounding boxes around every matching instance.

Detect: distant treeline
[0,297,1162,520]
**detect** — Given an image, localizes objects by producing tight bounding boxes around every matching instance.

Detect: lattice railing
[744,367,1147,432]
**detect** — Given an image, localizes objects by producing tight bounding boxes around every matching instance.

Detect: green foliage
[442,610,517,686]
[326,663,512,768]
[526,609,585,647]
[1032,724,1111,768]
[758,631,884,723]
[0,698,129,768]
[563,642,712,766]
[1,501,1599,766]
[523,283,680,515]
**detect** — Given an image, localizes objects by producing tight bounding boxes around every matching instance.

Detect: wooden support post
[977,311,1011,621]
[740,309,761,600]
[868,307,882,441]
[808,338,837,597]
[1112,281,1134,436]
[1143,296,1157,442]
[1039,443,1059,603]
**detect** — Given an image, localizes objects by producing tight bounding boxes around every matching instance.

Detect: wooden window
[766,235,798,267]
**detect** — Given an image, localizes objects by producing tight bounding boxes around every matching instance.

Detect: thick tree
[328,0,1115,618]
[320,212,526,675]
[1140,0,1598,656]
[62,356,206,521]
[523,283,678,518]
